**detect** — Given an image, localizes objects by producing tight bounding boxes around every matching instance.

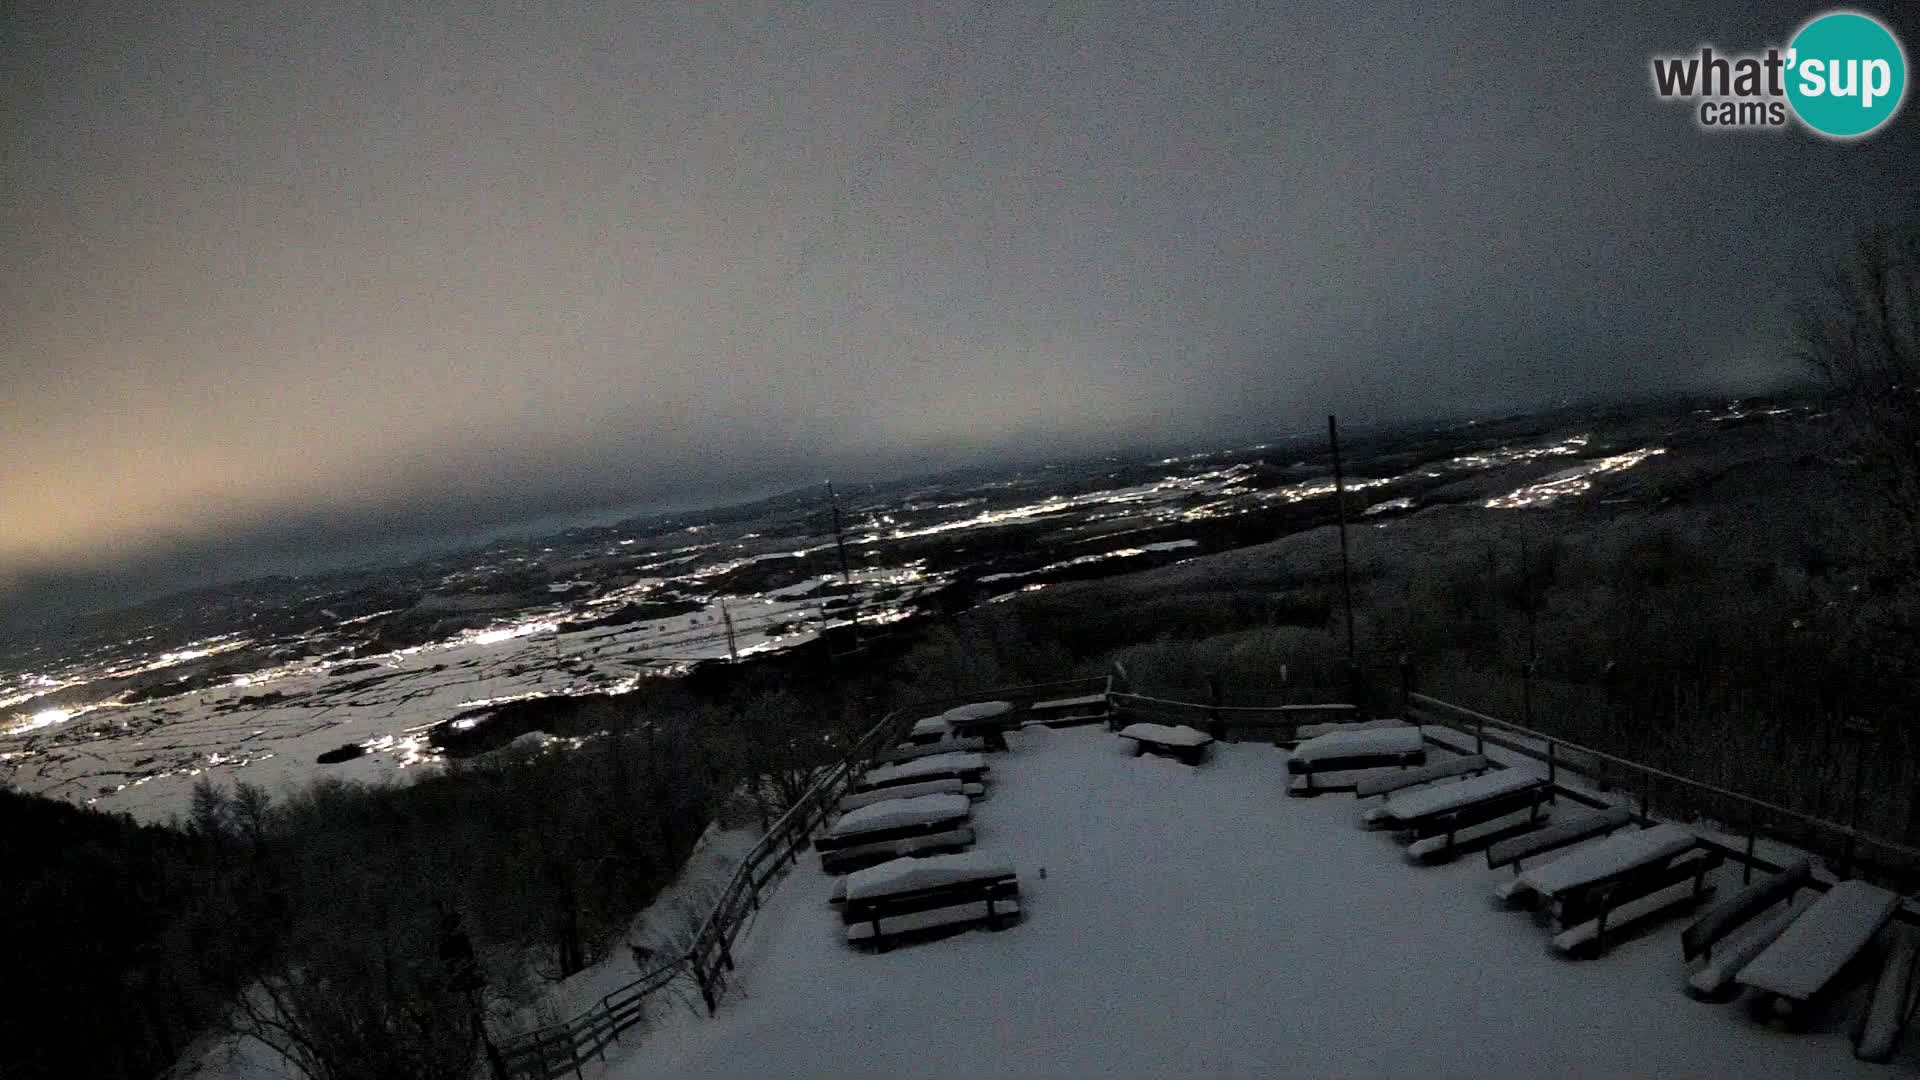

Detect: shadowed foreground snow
[620,725,1894,1079]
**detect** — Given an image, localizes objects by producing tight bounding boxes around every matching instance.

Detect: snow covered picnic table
[942,700,1018,748]
[1499,823,1722,956]
[1510,824,1701,902]
[1116,722,1215,764]
[828,793,972,838]
[1290,725,1425,762]
[816,793,976,874]
[1291,717,1413,743]
[1287,725,1426,794]
[1737,879,1901,1005]
[1365,766,1544,828]
[839,852,1021,947]
[838,777,979,813]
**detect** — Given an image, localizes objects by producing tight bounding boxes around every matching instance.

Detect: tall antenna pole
[826,481,861,635]
[1328,416,1360,707]
[720,600,740,663]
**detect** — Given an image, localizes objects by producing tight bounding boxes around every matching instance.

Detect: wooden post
[1207,676,1224,742]
[1328,415,1360,710]
[1743,816,1757,886]
[1398,655,1411,716]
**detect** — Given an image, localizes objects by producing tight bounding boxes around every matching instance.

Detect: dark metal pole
[1328,415,1360,708]
[826,481,861,635]
[1521,533,1537,726]
[720,600,740,663]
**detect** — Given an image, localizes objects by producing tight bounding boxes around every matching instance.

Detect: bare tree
[1795,225,1920,558]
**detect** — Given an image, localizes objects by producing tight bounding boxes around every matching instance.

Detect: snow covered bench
[1286,726,1426,796]
[1487,805,1635,874]
[1116,723,1215,765]
[1681,858,1813,965]
[1354,754,1491,799]
[906,713,955,746]
[1854,933,1918,1062]
[1501,824,1719,956]
[815,793,975,875]
[837,852,1021,949]
[1286,717,1413,747]
[1027,692,1109,727]
[852,752,991,794]
[881,737,989,764]
[1362,767,1545,832]
[838,777,982,814]
[942,701,1019,749]
[1736,878,1900,1026]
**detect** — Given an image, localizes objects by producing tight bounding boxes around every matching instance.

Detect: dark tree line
[1,685,863,1080]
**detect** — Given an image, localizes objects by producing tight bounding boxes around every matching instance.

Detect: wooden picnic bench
[1403,778,1554,863]
[1854,934,1918,1062]
[1501,824,1720,957]
[1284,717,1415,748]
[880,737,989,764]
[1363,767,1545,831]
[1488,805,1634,875]
[852,753,991,794]
[1286,726,1427,796]
[837,852,1021,950]
[1681,858,1813,964]
[1355,755,1491,799]
[1736,879,1901,1028]
[1117,723,1215,765]
[838,777,981,814]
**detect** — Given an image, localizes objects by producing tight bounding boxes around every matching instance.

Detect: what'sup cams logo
[1651,10,1907,137]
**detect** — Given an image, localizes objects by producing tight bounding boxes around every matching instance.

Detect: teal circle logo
[1785,11,1907,137]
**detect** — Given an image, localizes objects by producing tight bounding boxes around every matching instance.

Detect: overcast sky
[3,0,1917,623]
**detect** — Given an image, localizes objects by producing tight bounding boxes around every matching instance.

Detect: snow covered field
[618,726,1894,1079]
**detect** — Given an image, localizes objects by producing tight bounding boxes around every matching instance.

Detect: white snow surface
[845,851,1016,902]
[1289,725,1424,762]
[1737,879,1901,1000]
[1380,765,1540,821]
[858,752,987,788]
[828,793,972,836]
[1117,722,1213,747]
[910,714,951,737]
[611,728,1893,1078]
[1514,823,1699,899]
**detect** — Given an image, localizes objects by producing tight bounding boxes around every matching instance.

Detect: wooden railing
[496,675,1112,1079]
[1405,692,1920,895]
[1108,691,1356,743]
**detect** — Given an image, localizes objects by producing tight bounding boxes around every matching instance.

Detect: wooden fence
[1108,691,1356,743]
[1405,692,1920,898]
[496,675,1112,1079]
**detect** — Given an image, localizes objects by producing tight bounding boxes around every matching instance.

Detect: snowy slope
[609,727,1896,1078]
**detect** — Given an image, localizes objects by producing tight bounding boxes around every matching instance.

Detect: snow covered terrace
[616,724,1896,1079]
